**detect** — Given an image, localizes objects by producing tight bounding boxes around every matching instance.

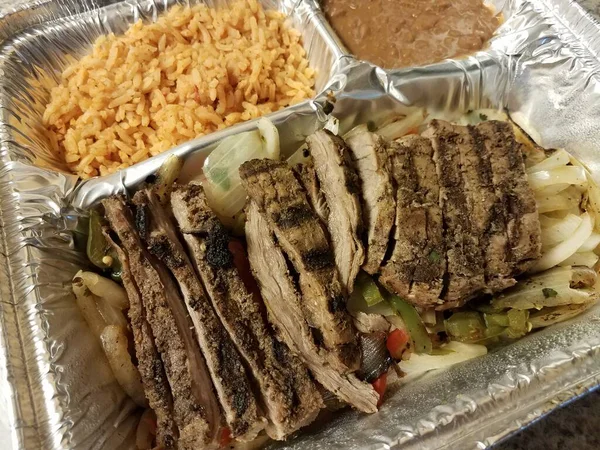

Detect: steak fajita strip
[245,201,379,413]
[103,197,218,450]
[307,130,365,292]
[104,231,177,449]
[239,159,359,373]
[171,184,323,440]
[133,188,266,441]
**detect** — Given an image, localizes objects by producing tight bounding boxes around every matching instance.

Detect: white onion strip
[541,213,582,248]
[558,252,599,268]
[532,213,593,273]
[528,166,588,191]
[527,149,570,173]
[579,233,600,252]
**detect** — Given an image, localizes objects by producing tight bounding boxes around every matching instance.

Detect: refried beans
[322,0,501,69]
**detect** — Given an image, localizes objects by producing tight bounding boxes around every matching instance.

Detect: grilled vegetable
[385,293,433,354]
[355,272,384,307]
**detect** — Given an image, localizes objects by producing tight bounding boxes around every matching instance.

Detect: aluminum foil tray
[1,0,600,449]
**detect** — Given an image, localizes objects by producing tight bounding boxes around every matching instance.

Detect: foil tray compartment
[1,0,600,449]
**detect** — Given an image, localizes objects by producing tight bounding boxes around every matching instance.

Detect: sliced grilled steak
[171,184,322,440]
[293,158,330,225]
[466,125,517,291]
[239,159,359,373]
[379,136,445,308]
[246,202,379,413]
[423,120,486,306]
[104,232,177,449]
[476,121,542,272]
[345,129,395,275]
[103,197,217,449]
[133,189,265,441]
[307,130,365,292]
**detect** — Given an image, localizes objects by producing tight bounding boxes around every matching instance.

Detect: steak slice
[307,130,365,292]
[293,158,330,225]
[239,159,359,373]
[344,129,395,275]
[379,136,445,308]
[133,188,265,441]
[171,184,322,440]
[466,125,516,291]
[246,202,379,413]
[103,197,217,449]
[476,121,542,272]
[104,232,177,449]
[423,120,486,306]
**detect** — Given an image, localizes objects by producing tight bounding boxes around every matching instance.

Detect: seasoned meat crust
[104,231,177,449]
[476,120,542,272]
[103,196,216,450]
[307,130,365,292]
[423,120,487,306]
[380,135,445,308]
[133,188,265,442]
[239,158,359,373]
[345,129,395,275]
[171,184,323,440]
[246,202,379,413]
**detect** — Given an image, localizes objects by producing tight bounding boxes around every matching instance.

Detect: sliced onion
[72,280,106,339]
[377,109,425,141]
[101,325,147,407]
[492,266,595,310]
[527,149,570,174]
[536,193,578,214]
[257,117,280,160]
[398,341,487,376]
[579,233,600,252]
[529,301,598,329]
[74,270,129,310]
[534,183,570,199]
[95,294,128,328]
[203,129,269,225]
[527,166,588,191]
[540,213,582,249]
[558,251,599,268]
[533,213,593,273]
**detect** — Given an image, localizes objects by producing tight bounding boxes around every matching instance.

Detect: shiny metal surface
[0,0,600,449]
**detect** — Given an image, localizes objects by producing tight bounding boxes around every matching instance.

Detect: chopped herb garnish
[428,250,441,262]
[210,167,230,190]
[479,113,488,121]
[467,109,473,114]
[542,288,558,298]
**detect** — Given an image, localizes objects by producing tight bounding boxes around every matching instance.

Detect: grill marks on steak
[379,135,445,307]
[104,231,177,449]
[294,158,330,225]
[103,197,216,449]
[245,202,379,413]
[307,130,365,292]
[476,121,542,272]
[423,120,487,305]
[132,189,265,441]
[466,125,516,292]
[239,159,359,373]
[345,129,395,275]
[170,184,322,440]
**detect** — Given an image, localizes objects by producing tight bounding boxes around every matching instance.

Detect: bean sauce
[322,0,501,69]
